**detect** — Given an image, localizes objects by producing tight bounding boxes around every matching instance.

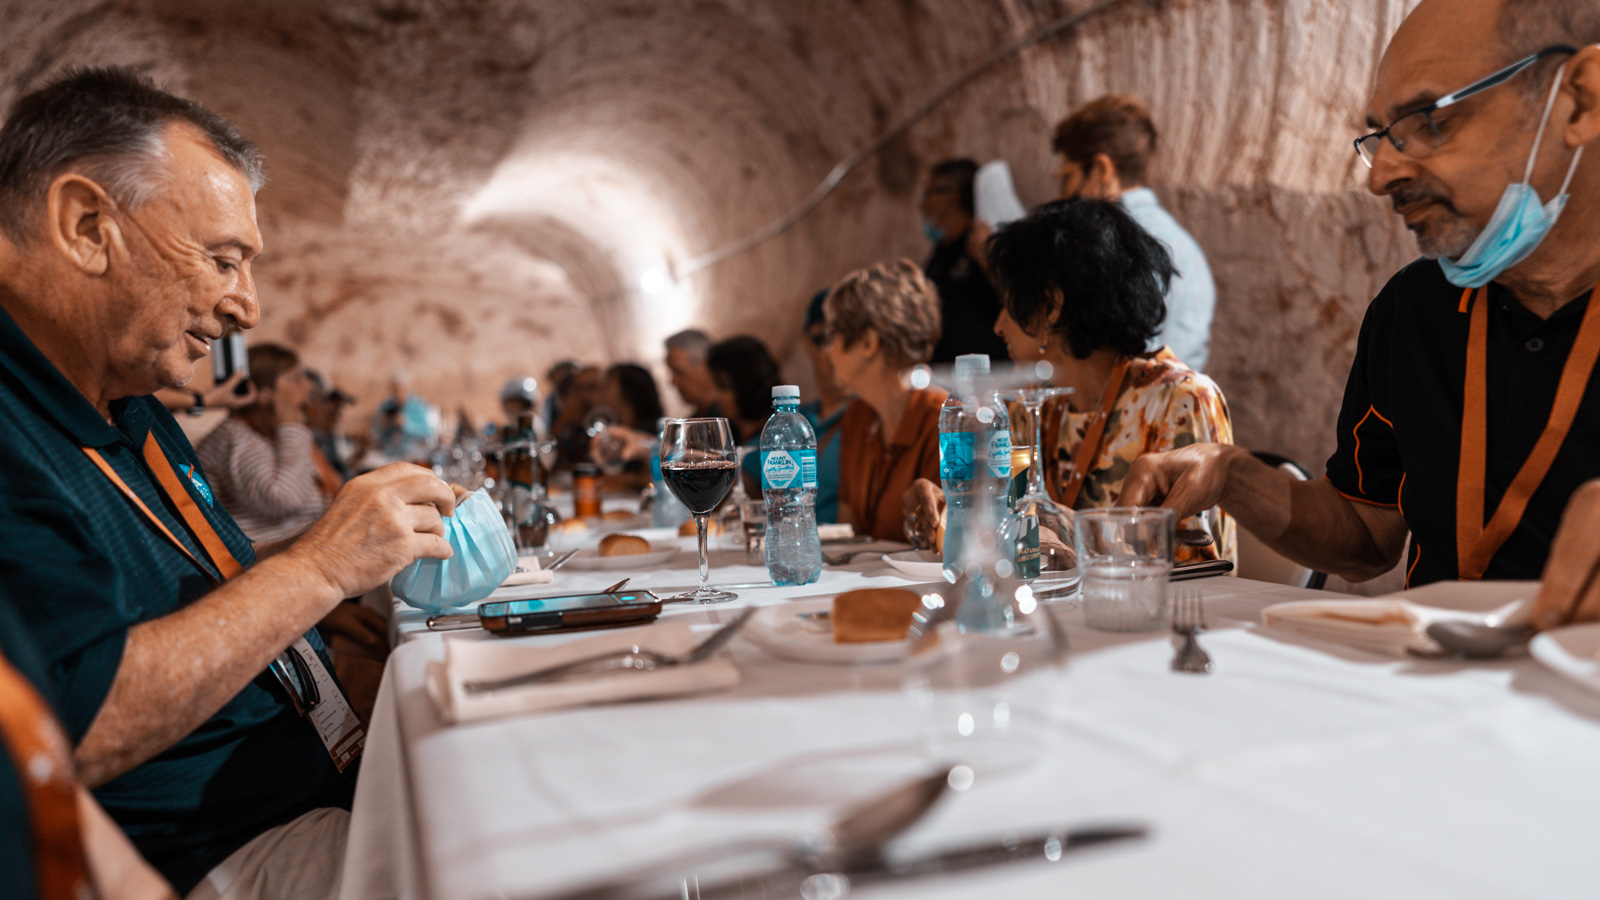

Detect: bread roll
[602,509,634,522]
[598,533,652,557]
[556,518,589,533]
[832,588,924,644]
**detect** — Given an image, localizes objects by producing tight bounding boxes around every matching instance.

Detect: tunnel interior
[0,0,1422,471]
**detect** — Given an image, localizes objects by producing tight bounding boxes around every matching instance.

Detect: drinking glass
[660,418,738,603]
[997,385,1077,593]
[1075,507,1175,631]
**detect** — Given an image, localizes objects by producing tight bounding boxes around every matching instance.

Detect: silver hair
[664,328,713,361]
[0,67,264,245]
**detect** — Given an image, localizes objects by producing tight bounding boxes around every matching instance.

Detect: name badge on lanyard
[82,431,365,770]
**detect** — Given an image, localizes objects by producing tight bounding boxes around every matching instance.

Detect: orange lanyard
[1048,356,1131,509]
[80,432,245,583]
[0,652,88,900]
[1456,281,1600,580]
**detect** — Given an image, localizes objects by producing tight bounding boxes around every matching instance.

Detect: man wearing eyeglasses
[1124,0,1600,620]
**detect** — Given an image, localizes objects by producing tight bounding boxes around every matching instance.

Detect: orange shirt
[838,387,948,541]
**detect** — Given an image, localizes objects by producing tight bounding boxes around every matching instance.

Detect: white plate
[1531,623,1600,694]
[560,546,679,571]
[744,598,912,665]
[882,550,945,580]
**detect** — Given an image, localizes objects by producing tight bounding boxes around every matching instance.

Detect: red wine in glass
[661,459,737,514]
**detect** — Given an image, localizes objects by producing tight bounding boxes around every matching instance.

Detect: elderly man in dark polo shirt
[1124,1,1600,614]
[0,69,457,897]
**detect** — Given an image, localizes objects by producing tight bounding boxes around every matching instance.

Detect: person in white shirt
[1052,95,1217,372]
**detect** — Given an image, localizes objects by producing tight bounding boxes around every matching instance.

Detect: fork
[463,606,757,693]
[1170,589,1212,674]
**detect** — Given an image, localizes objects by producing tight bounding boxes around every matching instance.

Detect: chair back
[1235,452,1327,590]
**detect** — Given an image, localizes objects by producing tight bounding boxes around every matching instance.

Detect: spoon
[1425,621,1535,659]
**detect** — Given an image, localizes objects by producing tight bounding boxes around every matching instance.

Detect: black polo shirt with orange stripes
[1326,260,1600,587]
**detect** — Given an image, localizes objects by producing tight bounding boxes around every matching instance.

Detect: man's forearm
[74,552,343,787]
[1214,448,1405,582]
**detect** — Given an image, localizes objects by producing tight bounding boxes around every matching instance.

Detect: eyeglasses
[1354,45,1577,168]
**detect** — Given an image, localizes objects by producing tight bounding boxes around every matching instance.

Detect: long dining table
[338,522,1600,900]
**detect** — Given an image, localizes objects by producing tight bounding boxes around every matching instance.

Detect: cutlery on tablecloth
[541,768,954,900]
[544,548,580,571]
[1170,589,1212,674]
[1421,620,1534,659]
[463,606,756,693]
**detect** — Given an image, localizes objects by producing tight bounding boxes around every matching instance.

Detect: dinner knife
[544,823,1147,900]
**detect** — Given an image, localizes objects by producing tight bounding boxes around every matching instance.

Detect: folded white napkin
[501,559,555,587]
[817,523,856,542]
[425,620,741,724]
[1259,580,1537,657]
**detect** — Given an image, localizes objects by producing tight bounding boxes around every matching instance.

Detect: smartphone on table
[477,590,662,636]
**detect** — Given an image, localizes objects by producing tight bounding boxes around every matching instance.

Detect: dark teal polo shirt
[0,302,354,893]
[0,598,58,900]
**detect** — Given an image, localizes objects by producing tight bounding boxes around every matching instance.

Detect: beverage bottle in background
[761,385,822,586]
[573,464,601,518]
[650,418,691,528]
[939,354,1012,582]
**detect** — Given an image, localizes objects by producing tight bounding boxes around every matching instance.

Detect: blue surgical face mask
[391,488,516,613]
[922,220,945,244]
[1440,62,1587,289]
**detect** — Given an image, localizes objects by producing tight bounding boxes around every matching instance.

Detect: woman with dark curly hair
[906,198,1235,564]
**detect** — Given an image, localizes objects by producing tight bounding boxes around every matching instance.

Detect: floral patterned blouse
[1039,348,1235,565]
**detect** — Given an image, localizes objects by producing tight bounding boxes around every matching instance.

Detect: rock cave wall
[0,0,1424,474]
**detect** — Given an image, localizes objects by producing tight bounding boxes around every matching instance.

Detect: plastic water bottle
[650,418,691,528]
[761,385,822,585]
[939,354,1012,583]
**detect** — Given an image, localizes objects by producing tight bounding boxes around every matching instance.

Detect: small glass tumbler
[1075,507,1175,632]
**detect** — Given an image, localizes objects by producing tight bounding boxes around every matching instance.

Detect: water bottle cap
[772,385,800,401]
[952,354,991,376]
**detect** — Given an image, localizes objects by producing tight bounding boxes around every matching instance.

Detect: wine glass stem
[1027,398,1048,498]
[696,513,710,590]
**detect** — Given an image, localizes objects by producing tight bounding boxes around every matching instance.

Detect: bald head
[1367,0,1600,302]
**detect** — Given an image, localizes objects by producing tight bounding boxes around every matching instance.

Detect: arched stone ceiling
[0,0,1422,468]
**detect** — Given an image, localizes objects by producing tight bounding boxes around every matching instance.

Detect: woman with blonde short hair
[825,259,947,540]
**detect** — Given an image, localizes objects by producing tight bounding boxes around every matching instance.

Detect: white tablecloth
[344,535,1600,900]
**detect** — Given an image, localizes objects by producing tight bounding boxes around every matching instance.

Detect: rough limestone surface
[0,0,1425,488]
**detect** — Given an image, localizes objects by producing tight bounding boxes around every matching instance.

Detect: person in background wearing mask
[800,290,849,523]
[920,159,1010,364]
[1124,1,1600,608]
[1053,95,1217,372]
[663,329,723,417]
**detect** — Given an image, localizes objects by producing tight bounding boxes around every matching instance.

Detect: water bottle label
[939,432,974,481]
[987,430,1012,479]
[650,452,662,481]
[762,449,816,489]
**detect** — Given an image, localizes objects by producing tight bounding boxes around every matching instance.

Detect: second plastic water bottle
[939,354,1012,582]
[761,385,822,585]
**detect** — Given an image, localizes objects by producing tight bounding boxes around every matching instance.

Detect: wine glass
[997,383,1079,594]
[660,417,738,603]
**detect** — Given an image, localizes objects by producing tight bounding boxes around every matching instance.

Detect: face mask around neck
[1440,59,1588,289]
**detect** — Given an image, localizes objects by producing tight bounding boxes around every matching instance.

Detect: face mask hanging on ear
[391,488,516,613]
[1441,61,1588,289]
